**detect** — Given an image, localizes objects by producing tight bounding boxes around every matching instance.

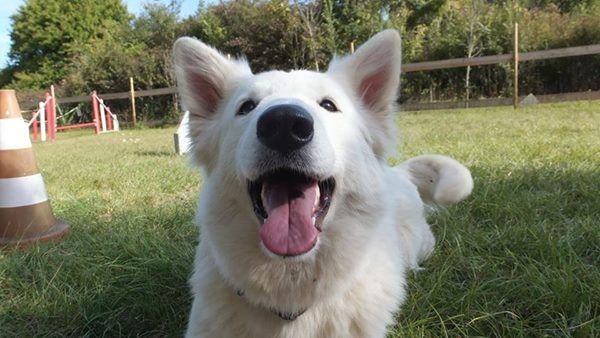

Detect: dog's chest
[193,248,404,338]
[203,289,399,338]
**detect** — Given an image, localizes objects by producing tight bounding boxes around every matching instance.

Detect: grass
[1,101,598,337]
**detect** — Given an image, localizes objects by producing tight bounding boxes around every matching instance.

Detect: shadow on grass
[394,165,599,337]
[0,201,198,337]
[134,150,176,157]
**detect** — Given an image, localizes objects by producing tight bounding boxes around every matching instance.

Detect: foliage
[400,0,600,101]
[185,0,310,71]
[132,1,182,49]
[6,0,130,90]
[517,4,600,95]
[519,0,599,12]
[62,1,181,121]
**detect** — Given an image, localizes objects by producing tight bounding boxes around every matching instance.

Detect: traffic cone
[0,89,69,247]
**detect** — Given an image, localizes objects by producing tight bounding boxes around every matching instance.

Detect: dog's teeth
[311,216,316,225]
[314,185,321,209]
[261,184,267,206]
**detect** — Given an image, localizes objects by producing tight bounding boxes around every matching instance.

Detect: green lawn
[1,101,598,337]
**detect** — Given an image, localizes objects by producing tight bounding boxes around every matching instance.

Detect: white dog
[173,30,473,338]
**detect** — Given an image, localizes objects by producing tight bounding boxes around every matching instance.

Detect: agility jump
[30,87,120,142]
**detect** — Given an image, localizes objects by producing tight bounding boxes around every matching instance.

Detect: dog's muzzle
[249,104,335,258]
[257,104,314,154]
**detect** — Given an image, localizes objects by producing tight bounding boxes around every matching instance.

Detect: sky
[0,0,201,69]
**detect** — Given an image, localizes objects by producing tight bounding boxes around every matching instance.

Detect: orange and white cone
[0,89,69,247]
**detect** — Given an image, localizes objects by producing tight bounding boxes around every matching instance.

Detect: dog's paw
[400,154,473,206]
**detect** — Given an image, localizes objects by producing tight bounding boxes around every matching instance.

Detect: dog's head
[174,30,401,259]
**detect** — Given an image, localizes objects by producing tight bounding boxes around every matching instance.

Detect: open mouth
[248,168,335,257]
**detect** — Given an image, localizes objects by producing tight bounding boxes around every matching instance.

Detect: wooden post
[106,104,113,131]
[513,23,519,109]
[50,85,56,109]
[32,115,39,141]
[50,85,57,141]
[39,101,46,142]
[91,91,100,134]
[350,41,355,54]
[99,98,107,132]
[129,77,136,127]
[45,92,54,141]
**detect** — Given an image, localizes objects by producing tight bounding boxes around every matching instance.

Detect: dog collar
[236,289,306,321]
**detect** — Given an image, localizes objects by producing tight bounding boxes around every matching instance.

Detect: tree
[294,1,324,70]
[132,0,181,49]
[187,0,307,72]
[326,0,386,52]
[181,3,229,48]
[463,0,489,103]
[507,0,599,12]
[6,0,130,89]
[62,2,185,120]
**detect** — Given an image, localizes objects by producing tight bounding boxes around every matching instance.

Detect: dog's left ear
[328,30,401,156]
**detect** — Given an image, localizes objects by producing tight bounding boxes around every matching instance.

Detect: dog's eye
[319,99,338,112]
[237,100,256,115]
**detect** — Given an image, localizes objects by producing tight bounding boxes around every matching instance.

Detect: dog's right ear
[173,37,252,165]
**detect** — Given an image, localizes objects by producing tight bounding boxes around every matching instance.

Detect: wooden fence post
[129,77,136,127]
[513,23,519,109]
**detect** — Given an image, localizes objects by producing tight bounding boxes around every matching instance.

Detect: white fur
[173,30,473,338]
[400,155,474,206]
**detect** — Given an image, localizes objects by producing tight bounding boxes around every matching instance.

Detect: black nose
[257,104,314,153]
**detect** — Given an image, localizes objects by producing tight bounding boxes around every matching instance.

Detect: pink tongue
[259,180,319,256]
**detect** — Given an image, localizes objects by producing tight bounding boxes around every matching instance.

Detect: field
[1,102,598,337]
